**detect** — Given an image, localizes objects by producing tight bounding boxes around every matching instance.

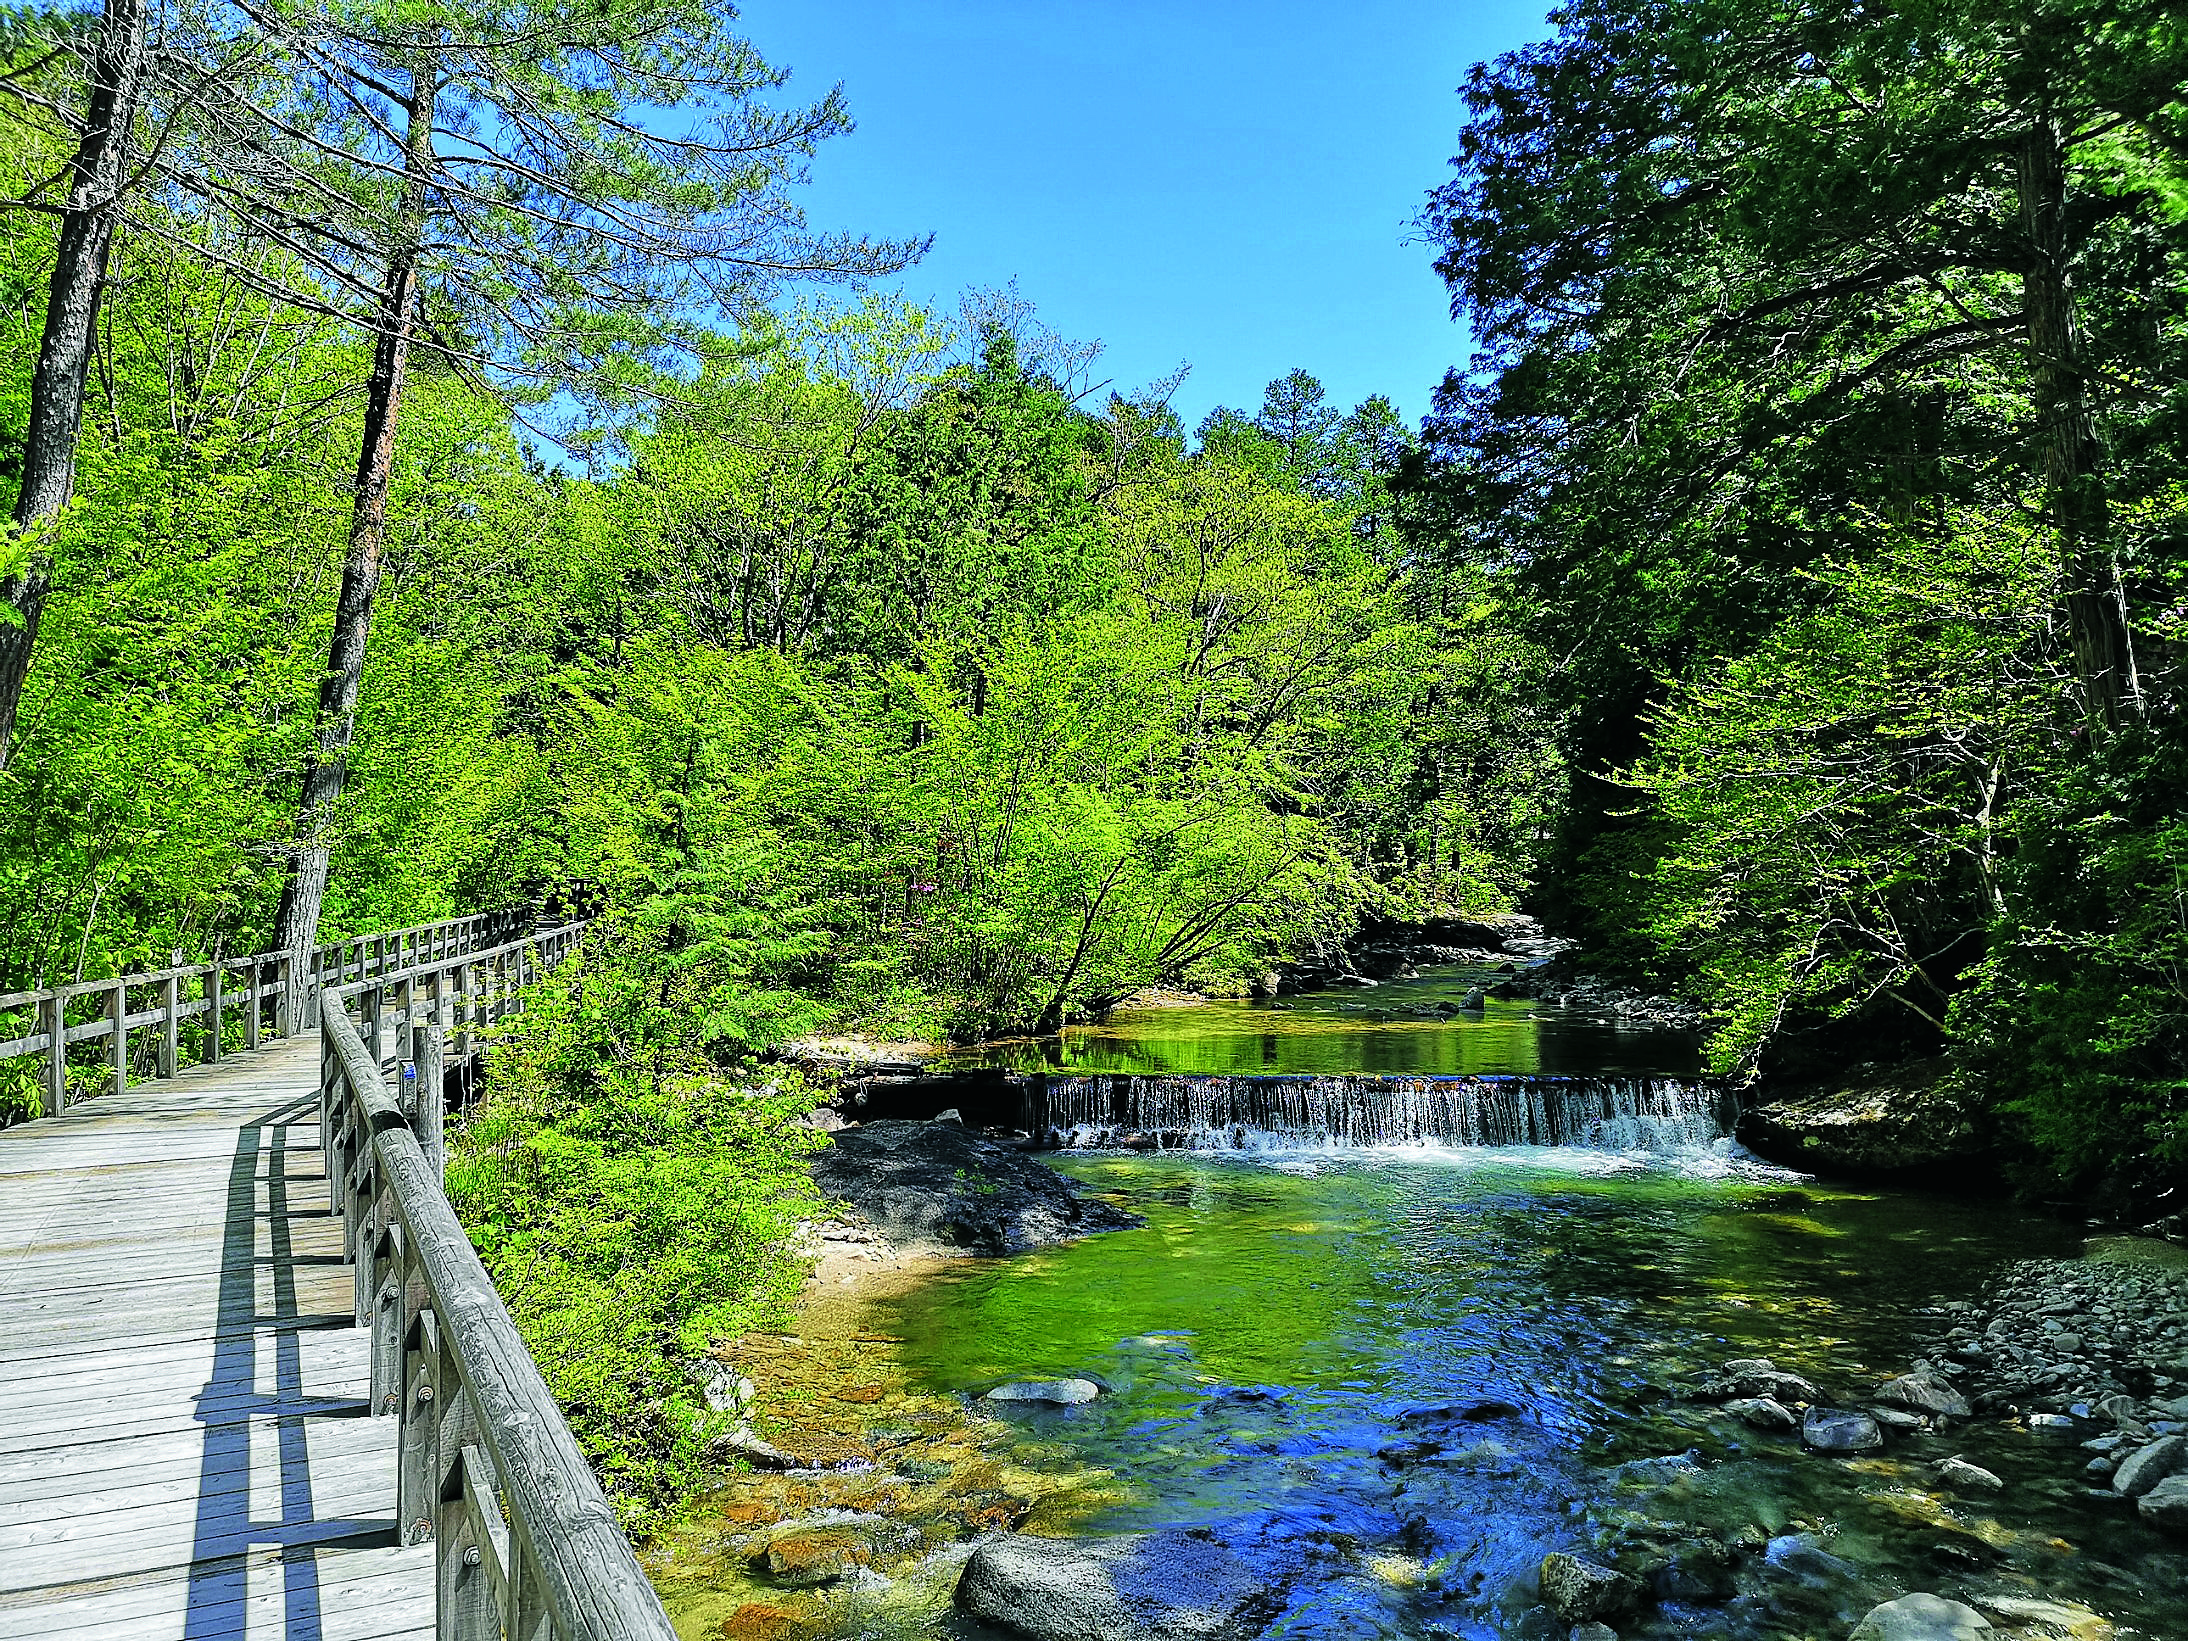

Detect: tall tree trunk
[273,57,437,1022]
[2017,112,2140,731]
[0,0,151,768]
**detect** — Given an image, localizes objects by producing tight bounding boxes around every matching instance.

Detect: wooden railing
[0,913,525,1119]
[319,923,676,1641]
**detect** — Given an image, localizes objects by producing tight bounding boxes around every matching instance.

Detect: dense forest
[1,0,2183,1524]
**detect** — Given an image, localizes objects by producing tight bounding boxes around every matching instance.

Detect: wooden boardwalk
[0,1035,433,1641]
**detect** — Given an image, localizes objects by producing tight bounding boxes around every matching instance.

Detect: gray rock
[691,1358,755,1415]
[1572,1627,1620,1641]
[813,1121,1142,1255]
[1847,1593,1994,1640]
[1802,1407,1884,1453]
[988,1378,1104,1406]
[1723,1395,1797,1431]
[2110,1433,2188,1497]
[2139,1473,2188,1534]
[1870,1405,1927,1431]
[1876,1373,1972,1418]
[1934,1457,2002,1492]
[956,1531,1280,1641]
[1537,1553,1641,1624]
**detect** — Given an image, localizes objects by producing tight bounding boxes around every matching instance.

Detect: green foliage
[448,925,827,1530]
[1410,0,2188,1193]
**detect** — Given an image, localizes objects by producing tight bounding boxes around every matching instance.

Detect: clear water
[856,1150,2185,1639]
[934,966,1701,1079]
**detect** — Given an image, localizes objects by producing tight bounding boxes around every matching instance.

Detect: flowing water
[861,1151,2183,1639]
[673,970,2186,1637]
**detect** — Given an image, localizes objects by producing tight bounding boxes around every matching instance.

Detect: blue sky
[734,1,1553,430]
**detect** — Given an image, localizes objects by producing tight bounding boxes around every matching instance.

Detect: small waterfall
[1021,1072,1731,1154]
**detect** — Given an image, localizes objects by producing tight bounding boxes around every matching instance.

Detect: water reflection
[939,967,1700,1079]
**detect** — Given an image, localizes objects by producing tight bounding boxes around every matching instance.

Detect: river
[651,968,2185,1640]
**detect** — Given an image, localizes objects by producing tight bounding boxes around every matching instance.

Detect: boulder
[1802,1407,1884,1453]
[1738,1057,1991,1176]
[2138,1473,2188,1534]
[1572,1628,1620,1641]
[1723,1396,1798,1432]
[812,1121,1142,1255]
[988,1378,1103,1406]
[1877,1374,1972,1419]
[1847,1593,1994,1640]
[1934,1457,2003,1492]
[2110,1434,2188,1497]
[956,1532,1281,1641]
[1537,1553,1641,1624]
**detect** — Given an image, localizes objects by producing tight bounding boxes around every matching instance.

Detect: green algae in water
[852,1152,2184,1639]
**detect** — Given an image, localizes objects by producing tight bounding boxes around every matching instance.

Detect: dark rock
[1801,1407,1884,1453]
[812,1121,1143,1255]
[2139,1473,2188,1533]
[1396,1398,1524,1427]
[1537,1553,1642,1623]
[1651,1538,1737,1601]
[1722,1396,1797,1432]
[956,1531,1281,1641]
[1738,1057,1992,1177]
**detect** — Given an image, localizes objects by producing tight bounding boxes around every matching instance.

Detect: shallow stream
[657,971,2187,1639]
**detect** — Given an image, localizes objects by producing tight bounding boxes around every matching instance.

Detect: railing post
[111,984,129,1098]
[415,1020,445,1179]
[398,1301,441,1545]
[206,965,223,1064]
[160,973,179,1079]
[368,985,386,1072]
[42,992,65,1117]
[246,960,263,1051]
[452,964,471,1066]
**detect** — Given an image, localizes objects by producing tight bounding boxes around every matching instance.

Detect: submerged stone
[1723,1395,1797,1431]
[988,1377,1103,1405]
[1802,1407,1884,1453]
[1935,1456,2003,1492]
[1537,1553,1642,1623]
[1848,1593,1994,1640]
[956,1531,1280,1641]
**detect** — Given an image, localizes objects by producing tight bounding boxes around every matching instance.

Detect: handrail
[320,923,675,1641]
[0,912,526,1119]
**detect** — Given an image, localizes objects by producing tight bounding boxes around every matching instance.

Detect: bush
[447,922,828,1531]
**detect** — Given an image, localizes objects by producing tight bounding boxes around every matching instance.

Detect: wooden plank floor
[0,1037,433,1640]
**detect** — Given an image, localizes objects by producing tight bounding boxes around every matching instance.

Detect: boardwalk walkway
[0,1035,433,1641]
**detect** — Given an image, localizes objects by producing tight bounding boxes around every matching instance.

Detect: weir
[1021,1071,1733,1152]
